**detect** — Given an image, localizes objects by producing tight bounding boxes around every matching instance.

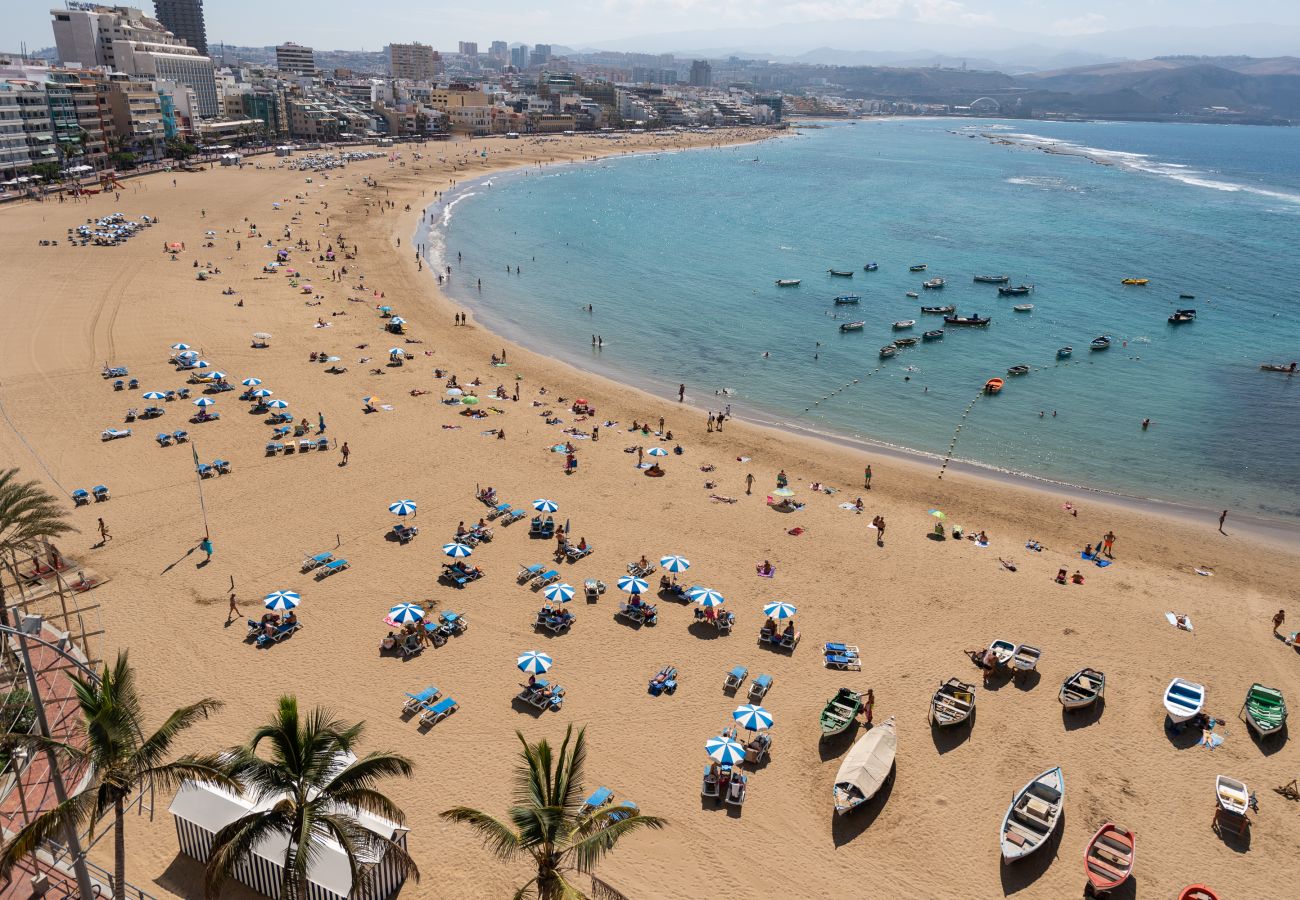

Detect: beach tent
[169,752,412,900]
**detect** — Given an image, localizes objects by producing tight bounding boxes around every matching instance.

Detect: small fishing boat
[998,284,1033,296]
[833,294,861,304]
[1013,303,1033,312]
[1090,336,1111,351]
[1168,308,1196,324]
[921,304,954,314]
[1180,887,1219,900]
[984,378,1004,394]
[922,278,946,290]
[1000,767,1064,862]
[1215,775,1249,816]
[1164,678,1205,724]
[840,321,865,332]
[922,329,944,341]
[1121,278,1149,285]
[909,263,928,272]
[974,274,1010,284]
[892,319,915,329]
[879,345,897,359]
[989,639,1016,667]
[864,262,878,272]
[1057,347,1072,359]
[1242,683,1286,738]
[1179,293,1195,299]
[1059,668,1105,710]
[820,687,862,737]
[832,716,897,815]
[1007,365,1030,376]
[944,314,990,327]
[1011,644,1041,674]
[829,269,854,277]
[929,678,975,727]
[1260,362,1298,373]
[775,279,801,287]
[893,337,918,348]
[905,291,920,299]
[1084,823,1135,894]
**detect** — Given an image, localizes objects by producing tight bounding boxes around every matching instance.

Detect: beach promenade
[1,131,1297,899]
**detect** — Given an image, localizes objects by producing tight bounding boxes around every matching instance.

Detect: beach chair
[392,523,418,544]
[648,666,678,696]
[419,696,458,726]
[272,426,291,439]
[540,684,565,710]
[824,653,861,671]
[213,459,231,475]
[176,388,191,399]
[124,409,137,423]
[302,551,334,572]
[156,432,173,447]
[439,611,467,635]
[298,439,313,452]
[282,440,296,455]
[112,379,125,391]
[584,579,605,602]
[566,543,593,561]
[539,519,556,538]
[317,558,350,578]
[702,766,721,798]
[400,634,422,657]
[488,503,512,520]
[92,485,110,502]
[517,563,544,583]
[245,618,265,640]
[196,463,215,478]
[824,643,860,658]
[778,630,801,650]
[744,733,772,766]
[505,509,527,525]
[256,620,299,648]
[615,603,642,625]
[544,614,573,634]
[716,612,735,634]
[141,407,164,419]
[581,787,614,815]
[536,569,561,588]
[403,686,441,714]
[164,390,177,402]
[726,774,748,806]
[71,489,90,506]
[724,666,748,692]
[608,801,637,823]
[172,430,188,443]
[529,516,543,535]
[749,674,773,701]
[315,438,329,451]
[101,428,131,441]
[265,442,285,455]
[127,378,139,390]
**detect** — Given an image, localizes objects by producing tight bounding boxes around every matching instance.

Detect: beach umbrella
[389,316,406,325]
[263,590,300,611]
[253,332,273,342]
[207,371,227,380]
[928,509,946,519]
[705,736,746,766]
[772,487,795,497]
[446,387,463,396]
[388,348,406,357]
[378,305,392,314]
[266,399,289,409]
[177,349,199,359]
[141,391,166,400]
[686,582,728,603]
[617,576,648,595]
[251,388,273,398]
[461,396,479,405]
[763,601,798,620]
[660,555,690,572]
[544,583,575,603]
[193,397,215,407]
[241,377,263,387]
[170,343,191,351]
[533,499,559,513]
[733,704,773,731]
[691,587,726,608]
[194,361,211,370]
[517,650,553,674]
[363,396,379,406]
[647,447,668,457]
[388,602,424,624]
[388,500,418,517]
[443,542,473,558]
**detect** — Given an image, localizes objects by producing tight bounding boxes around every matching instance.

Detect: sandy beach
[2,129,1298,900]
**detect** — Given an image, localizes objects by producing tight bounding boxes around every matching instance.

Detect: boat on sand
[832,716,897,815]
[1180,887,1219,900]
[988,639,1015,666]
[1084,823,1135,894]
[821,687,862,736]
[1215,775,1248,816]
[1059,668,1105,710]
[1000,767,1064,862]
[929,678,975,727]
[1242,683,1286,738]
[1164,678,1205,724]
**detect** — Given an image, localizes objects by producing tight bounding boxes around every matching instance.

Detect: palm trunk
[281,844,299,900]
[114,797,125,900]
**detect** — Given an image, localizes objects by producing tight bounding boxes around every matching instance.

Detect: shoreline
[418,151,1300,550]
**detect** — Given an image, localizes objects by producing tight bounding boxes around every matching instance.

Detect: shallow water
[427,120,1300,521]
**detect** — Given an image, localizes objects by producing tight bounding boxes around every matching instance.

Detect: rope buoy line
[938,390,984,480]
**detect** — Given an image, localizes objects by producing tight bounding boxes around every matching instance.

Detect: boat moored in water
[922,329,944,341]
[1007,365,1030,376]
[905,291,920,298]
[1057,347,1073,358]
[879,345,897,358]
[998,284,1034,296]
[893,336,918,347]
[892,319,916,329]
[944,314,990,327]
[1168,309,1195,324]
[909,263,928,272]
[1013,304,1033,312]
[840,321,865,332]
[1090,336,1112,351]
[833,294,861,304]
[1121,278,1149,285]
[864,262,879,271]
[984,378,1004,394]
[829,269,854,277]
[922,278,946,290]
[921,304,955,314]
[974,274,1010,284]
[775,279,801,287]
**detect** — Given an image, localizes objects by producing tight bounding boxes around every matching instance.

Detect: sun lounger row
[824,642,861,670]
[616,602,658,626]
[156,430,189,446]
[648,665,678,696]
[393,523,418,544]
[103,366,128,379]
[530,515,557,536]
[196,459,232,478]
[71,485,111,505]
[313,558,350,579]
[536,606,576,633]
[694,608,735,633]
[266,437,330,455]
[401,687,458,726]
[126,406,166,421]
[101,428,132,441]
[702,766,748,805]
[723,667,774,701]
[516,679,565,711]
[758,626,800,651]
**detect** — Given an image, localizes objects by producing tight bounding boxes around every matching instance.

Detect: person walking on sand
[318,412,326,434]
[226,593,243,625]
[745,473,754,495]
[1273,609,1286,635]
[864,464,872,490]
[97,517,110,545]
[1219,510,1228,534]
[199,536,213,564]
[875,516,886,545]
[862,689,875,727]
[679,383,685,402]
[340,441,350,466]
[1102,530,1116,557]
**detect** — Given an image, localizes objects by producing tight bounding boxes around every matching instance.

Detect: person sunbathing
[1071,571,1085,585]
[380,632,397,651]
[756,560,774,576]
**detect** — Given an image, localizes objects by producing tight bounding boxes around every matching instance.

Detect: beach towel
[839,503,858,510]
[787,527,805,536]
[1201,731,1224,749]
[1165,612,1194,632]
[1194,567,1214,576]
[1081,552,1111,566]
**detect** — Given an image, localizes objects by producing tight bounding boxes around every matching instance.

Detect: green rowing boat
[1243,683,1286,738]
[820,687,862,737]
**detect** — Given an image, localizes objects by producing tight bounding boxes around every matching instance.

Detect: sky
[10,1,1300,54]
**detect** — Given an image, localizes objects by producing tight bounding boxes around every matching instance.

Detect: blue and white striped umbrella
[733,704,773,731]
[443,542,473,558]
[689,587,725,607]
[660,555,691,573]
[763,601,798,620]
[389,316,406,325]
[141,391,166,400]
[177,350,199,360]
[388,500,417,516]
[705,736,747,765]
[266,399,289,409]
[617,576,648,595]
[647,447,668,457]
[263,590,301,611]
[194,360,211,368]
[241,377,263,387]
[170,343,191,351]
[517,650,553,674]
[544,582,575,603]
[250,388,273,398]
[193,397,215,407]
[532,499,559,513]
[388,348,406,356]
[388,602,424,624]
[208,371,227,380]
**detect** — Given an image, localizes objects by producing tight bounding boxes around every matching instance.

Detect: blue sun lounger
[749,674,773,701]
[92,485,110,501]
[419,696,458,726]
[172,430,188,442]
[824,653,861,671]
[403,686,441,714]
[196,463,215,478]
[580,786,614,815]
[317,558,349,578]
[156,432,173,446]
[488,503,513,520]
[256,620,299,647]
[71,489,90,506]
[517,563,544,582]
[535,570,561,587]
[724,666,748,692]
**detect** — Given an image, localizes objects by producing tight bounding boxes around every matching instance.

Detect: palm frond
[0,789,99,882]
[563,813,667,873]
[133,697,223,771]
[440,806,523,860]
[206,810,288,899]
[319,751,414,801]
[146,754,243,794]
[0,468,76,552]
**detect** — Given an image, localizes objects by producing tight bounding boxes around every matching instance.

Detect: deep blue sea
[426,120,1300,522]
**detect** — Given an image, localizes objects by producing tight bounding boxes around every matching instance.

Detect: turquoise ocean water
[423,120,1300,522]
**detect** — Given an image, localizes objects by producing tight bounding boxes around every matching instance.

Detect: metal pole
[190,441,210,540]
[11,610,96,899]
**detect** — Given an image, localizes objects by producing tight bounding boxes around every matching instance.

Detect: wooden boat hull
[930,678,975,727]
[1059,668,1105,710]
[1084,823,1134,892]
[989,639,1015,666]
[984,378,1003,394]
[820,688,862,737]
[921,305,954,314]
[1164,678,1205,724]
[829,270,854,277]
[909,264,927,272]
[892,320,915,329]
[1215,775,1248,816]
[1243,683,1286,737]
[922,330,944,340]
[1000,767,1064,862]
[1007,366,1030,376]
[1180,886,1219,900]
[832,717,897,814]
[974,275,1010,284]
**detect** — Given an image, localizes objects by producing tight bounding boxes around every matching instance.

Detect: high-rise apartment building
[275,42,315,75]
[388,42,438,81]
[510,45,528,69]
[529,44,551,67]
[489,41,508,62]
[152,0,206,54]
[458,42,478,57]
[689,59,711,87]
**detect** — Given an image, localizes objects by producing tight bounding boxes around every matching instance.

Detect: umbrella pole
[190,440,211,540]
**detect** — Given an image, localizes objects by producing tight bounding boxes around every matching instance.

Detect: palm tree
[442,725,666,899]
[0,651,230,899]
[0,467,76,627]
[205,696,420,900]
